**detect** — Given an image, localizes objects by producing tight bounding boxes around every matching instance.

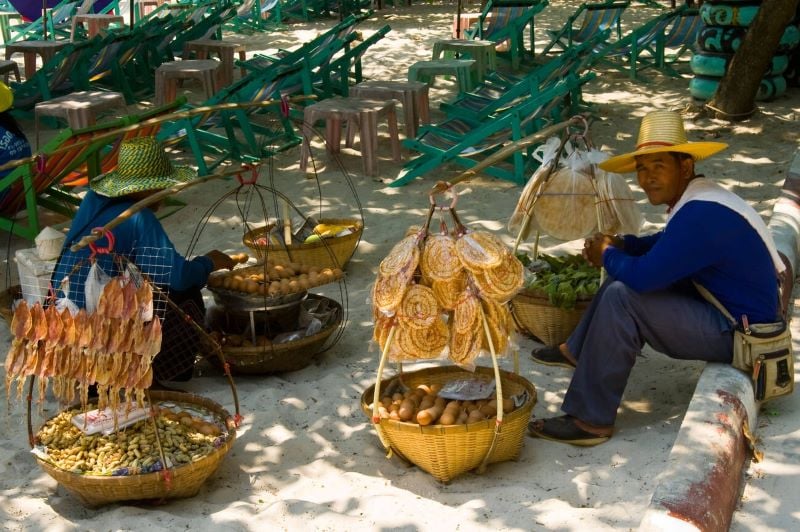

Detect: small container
[14,248,56,304]
[34,226,66,261]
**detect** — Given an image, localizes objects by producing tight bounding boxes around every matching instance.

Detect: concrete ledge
[639,365,757,531]
[639,149,800,531]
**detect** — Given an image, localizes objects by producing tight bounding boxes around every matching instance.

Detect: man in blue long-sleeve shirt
[528,110,783,446]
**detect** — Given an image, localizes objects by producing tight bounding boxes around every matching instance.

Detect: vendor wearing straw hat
[52,137,236,385]
[528,110,784,446]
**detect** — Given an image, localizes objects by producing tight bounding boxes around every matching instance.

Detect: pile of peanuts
[370,384,515,426]
[36,406,225,476]
[207,261,344,297]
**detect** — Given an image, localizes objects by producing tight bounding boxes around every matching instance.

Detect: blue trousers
[561,279,734,426]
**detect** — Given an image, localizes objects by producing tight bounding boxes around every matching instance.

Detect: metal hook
[235,164,259,186]
[88,228,115,258]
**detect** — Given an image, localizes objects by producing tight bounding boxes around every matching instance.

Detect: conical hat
[91,137,196,198]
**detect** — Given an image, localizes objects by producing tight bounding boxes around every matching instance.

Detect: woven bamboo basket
[30,391,237,508]
[510,290,591,346]
[242,218,363,270]
[360,365,537,483]
[218,298,343,374]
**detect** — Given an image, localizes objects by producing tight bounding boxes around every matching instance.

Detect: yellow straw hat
[0,82,13,112]
[91,137,196,198]
[599,110,728,174]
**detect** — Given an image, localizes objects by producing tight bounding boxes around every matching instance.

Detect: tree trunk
[706,0,800,121]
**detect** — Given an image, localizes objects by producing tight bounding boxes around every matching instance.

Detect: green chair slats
[7,0,80,42]
[541,1,629,55]
[391,73,594,187]
[596,6,699,79]
[465,0,549,70]
[308,24,391,99]
[440,33,606,122]
[225,0,283,33]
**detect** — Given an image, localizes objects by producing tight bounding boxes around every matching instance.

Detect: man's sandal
[530,346,576,369]
[527,415,611,446]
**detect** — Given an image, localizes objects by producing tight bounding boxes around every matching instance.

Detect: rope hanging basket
[243,218,363,271]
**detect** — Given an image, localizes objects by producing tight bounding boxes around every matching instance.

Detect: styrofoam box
[14,248,56,304]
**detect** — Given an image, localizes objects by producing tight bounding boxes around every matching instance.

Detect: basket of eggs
[243,218,363,271]
[205,260,345,374]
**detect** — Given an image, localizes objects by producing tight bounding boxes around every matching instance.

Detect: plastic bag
[595,169,643,235]
[508,136,566,240]
[532,148,597,241]
[84,262,112,314]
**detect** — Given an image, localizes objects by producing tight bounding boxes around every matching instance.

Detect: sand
[1,1,799,530]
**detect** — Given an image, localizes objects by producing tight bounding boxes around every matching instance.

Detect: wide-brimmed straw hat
[599,110,728,174]
[91,137,196,198]
[0,82,13,113]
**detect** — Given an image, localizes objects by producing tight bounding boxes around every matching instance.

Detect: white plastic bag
[84,262,112,314]
[532,148,597,241]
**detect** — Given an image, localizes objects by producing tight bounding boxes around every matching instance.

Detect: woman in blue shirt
[52,137,235,385]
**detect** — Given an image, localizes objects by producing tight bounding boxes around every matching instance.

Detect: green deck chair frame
[465,0,549,70]
[392,73,594,187]
[541,1,629,55]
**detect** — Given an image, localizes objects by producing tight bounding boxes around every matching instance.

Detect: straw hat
[91,137,196,198]
[0,82,13,113]
[599,110,728,174]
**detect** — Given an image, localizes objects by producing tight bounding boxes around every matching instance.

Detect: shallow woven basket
[31,391,237,508]
[360,365,537,483]
[510,290,591,347]
[218,298,343,374]
[243,218,363,270]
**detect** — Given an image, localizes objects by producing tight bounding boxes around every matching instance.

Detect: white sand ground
[1,1,799,530]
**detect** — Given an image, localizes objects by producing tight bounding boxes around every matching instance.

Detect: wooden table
[350,80,430,139]
[71,14,125,40]
[432,39,497,83]
[183,39,247,88]
[300,97,401,178]
[4,40,68,79]
[155,59,219,106]
[34,90,126,146]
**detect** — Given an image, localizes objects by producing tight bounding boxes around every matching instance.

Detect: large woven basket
[31,391,237,508]
[243,218,363,270]
[510,290,591,347]
[360,365,537,483]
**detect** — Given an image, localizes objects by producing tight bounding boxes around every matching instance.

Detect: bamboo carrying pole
[0,96,316,175]
[69,165,261,252]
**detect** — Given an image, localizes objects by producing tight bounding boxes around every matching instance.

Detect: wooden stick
[429,118,580,194]
[69,165,258,252]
